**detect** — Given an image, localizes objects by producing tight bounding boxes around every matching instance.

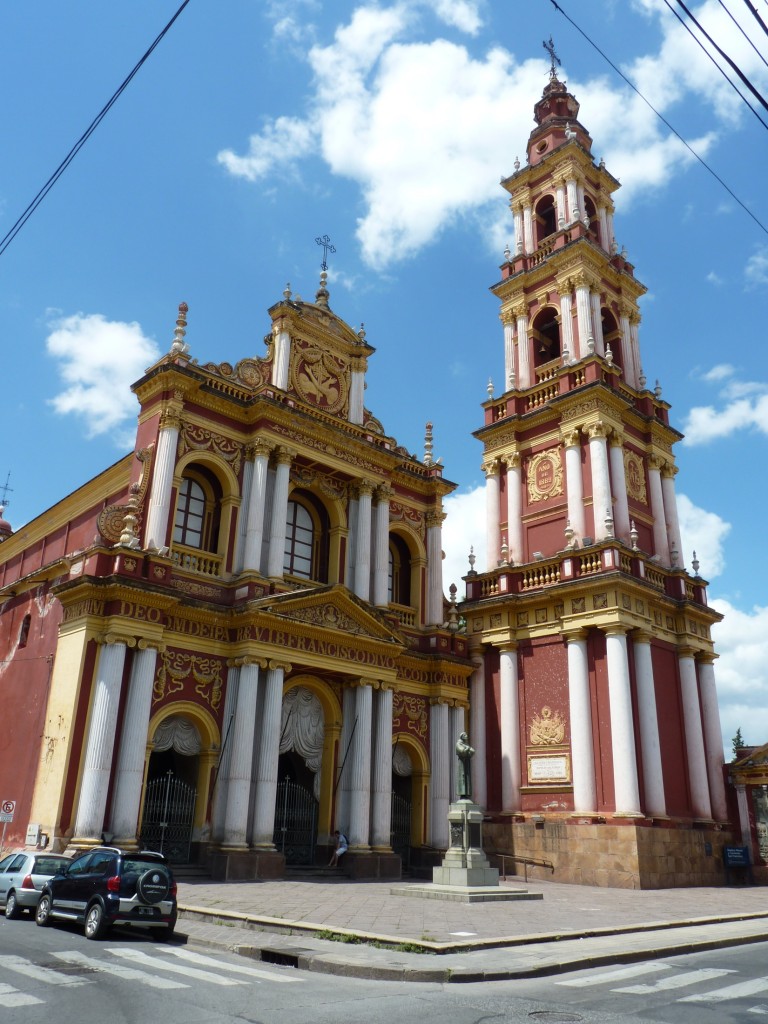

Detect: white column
[449,704,465,802]
[698,656,728,821]
[618,311,637,388]
[523,204,534,254]
[235,458,253,574]
[608,433,631,543]
[73,637,130,840]
[516,310,531,388]
[349,367,365,424]
[606,209,616,251]
[266,448,293,577]
[661,465,684,567]
[242,441,271,573]
[559,292,574,362]
[648,456,671,565]
[513,207,524,254]
[503,317,516,389]
[426,511,445,626]
[271,326,291,390]
[598,206,609,250]
[499,646,521,812]
[345,496,358,590]
[587,423,613,541]
[735,784,752,847]
[566,178,579,223]
[506,454,523,564]
[484,459,501,569]
[577,183,586,222]
[555,183,566,227]
[574,282,592,359]
[354,481,373,601]
[605,628,641,815]
[372,486,390,607]
[223,659,261,848]
[632,632,666,818]
[370,686,394,849]
[110,643,159,843]
[348,681,373,850]
[469,655,487,808]
[590,293,605,356]
[629,317,642,387]
[566,631,596,813]
[251,661,289,848]
[678,649,712,820]
[429,700,450,848]
[144,413,181,549]
[562,428,586,543]
[211,664,240,841]
[336,687,356,830]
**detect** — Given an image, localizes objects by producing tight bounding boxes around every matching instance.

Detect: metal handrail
[492,851,555,883]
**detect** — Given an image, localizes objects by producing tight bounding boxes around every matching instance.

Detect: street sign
[0,799,15,823]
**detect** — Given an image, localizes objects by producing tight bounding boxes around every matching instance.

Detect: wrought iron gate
[273,780,317,865]
[139,771,196,863]
[390,792,411,869]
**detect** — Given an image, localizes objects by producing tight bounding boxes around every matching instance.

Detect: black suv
[36,847,177,940]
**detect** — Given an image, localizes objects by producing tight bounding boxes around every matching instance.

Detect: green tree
[732,727,746,759]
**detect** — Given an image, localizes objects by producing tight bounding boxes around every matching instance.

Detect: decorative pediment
[253,584,404,646]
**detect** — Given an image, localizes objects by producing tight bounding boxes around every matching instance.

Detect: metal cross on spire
[0,471,13,508]
[543,36,561,79]
[315,234,336,271]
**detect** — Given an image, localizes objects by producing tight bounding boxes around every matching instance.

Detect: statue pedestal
[432,800,499,887]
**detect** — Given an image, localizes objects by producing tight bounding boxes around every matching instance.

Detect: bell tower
[462,69,733,889]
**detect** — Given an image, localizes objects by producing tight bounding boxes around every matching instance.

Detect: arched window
[534,194,557,247]
[601,308,622,370]
[173,466,222,552]
[18,613,31,649]
[284,501,314,578]
[388,534,412,606]
[531,307,561,371]
[583,195,600,244]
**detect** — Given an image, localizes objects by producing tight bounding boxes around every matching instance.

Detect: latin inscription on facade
[528,754,570,783]
[526,448,564,503]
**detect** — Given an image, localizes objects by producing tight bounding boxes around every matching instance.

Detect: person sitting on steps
[328,830,348,867]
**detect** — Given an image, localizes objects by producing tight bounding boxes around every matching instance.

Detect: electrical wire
[547,0,768,237]
[0,0,191,258]
[742,0,768,38]
[663,0,768,130]
[716,0,768,71]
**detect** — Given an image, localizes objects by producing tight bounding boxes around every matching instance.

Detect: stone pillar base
[432,800,499,888]
[209,849,285,881]
[342,852,401,880]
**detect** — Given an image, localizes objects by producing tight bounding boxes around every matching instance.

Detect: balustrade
[171,545,223,577]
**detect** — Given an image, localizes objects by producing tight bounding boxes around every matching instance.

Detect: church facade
[0,277,472,879]
[461,72,733,887]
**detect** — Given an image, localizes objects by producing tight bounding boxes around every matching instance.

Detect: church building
[0,275,472,879]
[462,69,733,887]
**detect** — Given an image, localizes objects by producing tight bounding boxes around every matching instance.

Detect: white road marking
[748,1006,768,1015]
[107,947,245,985]
[0,981,43,1008]
[0,953,90,987]
[156,946,304,982]
[557,961,671,987]
[680,977,768,1003]
[615,968,735,994]
[53,950,187,990]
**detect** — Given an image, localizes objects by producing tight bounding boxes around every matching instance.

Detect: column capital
[426,510,446,529]
[500,309,515,327]
[511,302,529,320]
[429,696,450,707]
[356,478,375,498]
[583,420,609,441]
[245,439,272,461]
[236,655,268,669]
[677,645,698,660]
[137,638,165,653]
[647,454,664,472]
[274,446,295,467]
[608,428,625,448]
[100,632,137,648]
[602,624,628,638]
[632,629,654,644]
[503,452,522,470]
[160,409,182,432]
[482,457,502,478]
[500,642,519,654]
[349,676,377,689]
[374,483,394,504]
[661,462,678,480]
[695,651,718,666]
[562,628,588,643]
[560,426,582,448]
[267,659,292,673]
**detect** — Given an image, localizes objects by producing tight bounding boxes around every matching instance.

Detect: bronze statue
[456,731,474,800]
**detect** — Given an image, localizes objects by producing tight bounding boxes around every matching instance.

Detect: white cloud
[746,247,768,289]
[426,0,483,34]
[676,492,730,578]
[701,363,735,382]
[705,271,722,286]
[46,313,161,443]
[710,598,768,754]
[443,484,485,594]
[217,116,316,182]
[682,390,768,444]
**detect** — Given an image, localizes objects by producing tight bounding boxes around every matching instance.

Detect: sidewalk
[175,876,768,983]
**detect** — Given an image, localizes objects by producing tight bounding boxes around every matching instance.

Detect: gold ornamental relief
[529,706,566,746]
[392,692,427,741]
[526,447,564,503]
[153,651,223,711]
[624,450,647,504]
[293,343,349,414]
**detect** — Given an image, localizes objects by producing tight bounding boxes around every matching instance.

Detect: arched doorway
[140,716,200,863]
[391,744,413,870]
[273,687,324,864]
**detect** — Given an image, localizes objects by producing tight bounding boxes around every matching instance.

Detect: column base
[209,848,285,881]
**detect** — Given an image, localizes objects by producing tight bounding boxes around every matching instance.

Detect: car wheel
[36,894,52,927]
[4,891,21,920]
[84,902,110,940]
[136,868,170,904]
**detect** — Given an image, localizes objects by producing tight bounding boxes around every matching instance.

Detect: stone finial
[424,421,434,467]
[315,270,330,308]
[587,335,595,355]
[467,546,477,575]
[670,542,679,567]
[118,484,141,549]
[516,237,524,254]
[487,377,494,399]
[448,584,459,632]
[514,155,521,171]
[283,283,292,300]
[504,243,511,261]
[561,346,570,367]
[630,520,639,551]
[500,540,509,566]
[604,342,613,366]
[564,519,575,550]
[692,550,700,577]
[170,302,189,357]
[358,323,366,342]
[639,367,647,388]
[599,156,606,169]
[604,508,614,539]
[654,380,662,399]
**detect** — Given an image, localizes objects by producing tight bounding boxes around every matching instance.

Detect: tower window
[534,195,557,247]
[172,466,222,552]
[18,613,31,648]
[531,307,561,370]
[388,534,412,606]
[284,501,314,578]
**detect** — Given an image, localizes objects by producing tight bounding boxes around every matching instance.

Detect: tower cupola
[528,74,593,166]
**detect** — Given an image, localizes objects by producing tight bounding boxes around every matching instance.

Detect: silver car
[0,852,70,919]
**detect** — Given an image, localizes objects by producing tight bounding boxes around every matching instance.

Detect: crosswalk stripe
[107,947,246,985]
[53,951,187,990]
[748,1006,768,1015]
[557,962,670,987]
[680,977,768,1003]
[0,982,43,1008]
[0,953,90,987]
[156,946,304,982]
[615,968,735,994]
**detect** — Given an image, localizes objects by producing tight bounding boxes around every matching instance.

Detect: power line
[716,0,768,72]
[547,0,768,238]
[0,0,191,259]
[741,0,768,39]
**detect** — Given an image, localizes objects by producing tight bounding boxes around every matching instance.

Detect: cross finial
[315,234,336,271]
[543,36,561,79]
[0,472,13,508]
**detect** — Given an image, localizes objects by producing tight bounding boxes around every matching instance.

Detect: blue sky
[2,0,767,754]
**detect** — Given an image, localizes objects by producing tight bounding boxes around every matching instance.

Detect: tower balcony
[463,541,709,607]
